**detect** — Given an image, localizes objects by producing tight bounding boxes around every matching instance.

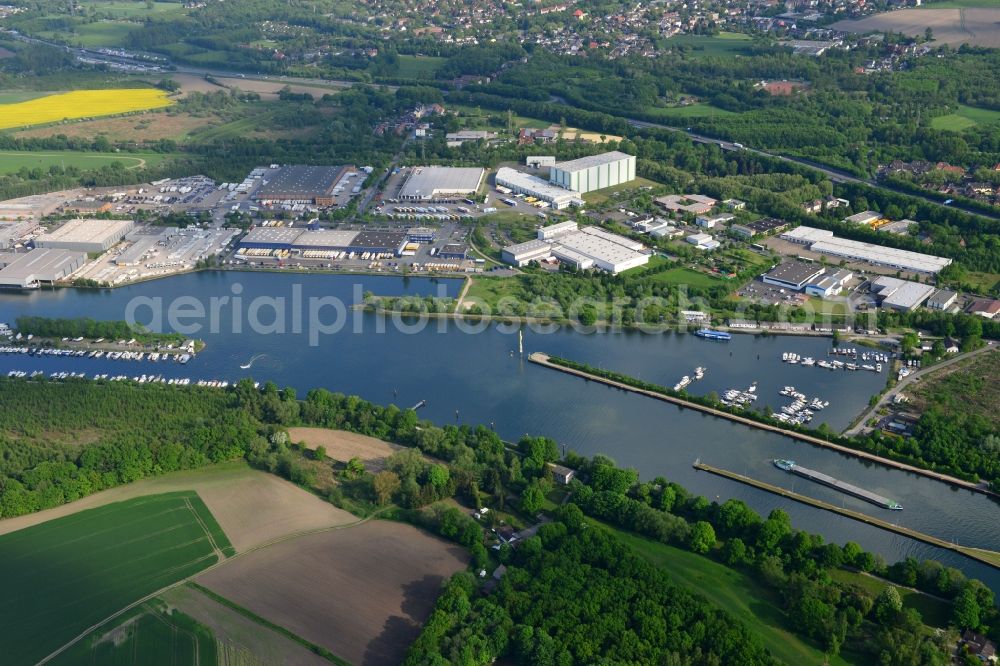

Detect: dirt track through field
[0,463,354,551]
[196,521,469,666]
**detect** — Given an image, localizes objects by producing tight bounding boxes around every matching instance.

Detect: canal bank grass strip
[528,352,997,499]
[692,461,1000,572]
[186,582,347,665]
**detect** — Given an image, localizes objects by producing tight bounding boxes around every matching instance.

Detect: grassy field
[963,270,1000,294]
[39,21,135,48]
[646,102,736,118]
[930,104,1000,131]
[646,266,727,287]
[597,522,851,666]
[582,176,661,205]
[465,274,526,307]
[906,348,1000,429]
[0,149,168,172]
[0,88,173,130]
[828,569,952,627]
[79,0,188,18]
[0,491,232,664]
[668,32,755,57]
[50,599,218,666]
[396,54,446,78]
[0,91,52,104]
[451,103,551,130]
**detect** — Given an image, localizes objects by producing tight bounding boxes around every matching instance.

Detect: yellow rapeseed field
[0,88,173,130]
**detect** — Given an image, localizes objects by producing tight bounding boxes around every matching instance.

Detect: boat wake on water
[240,353,267,370]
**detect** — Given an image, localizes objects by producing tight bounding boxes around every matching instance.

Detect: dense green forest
[13,316,186,345]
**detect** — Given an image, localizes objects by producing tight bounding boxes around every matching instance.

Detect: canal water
[1,270,998,592]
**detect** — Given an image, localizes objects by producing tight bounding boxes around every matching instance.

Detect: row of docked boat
[782,352,882,373]
[673,366,706,391]
[5,369,247,389]
[830,347,890,364]
[0,346,191,364]
[720,382,758,407]
[775,386,829,425]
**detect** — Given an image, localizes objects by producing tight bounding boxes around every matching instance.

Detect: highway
[626,118,1000,222]
[9,28,1000,222]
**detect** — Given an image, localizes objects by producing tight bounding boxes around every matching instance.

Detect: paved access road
[843,344,996,439]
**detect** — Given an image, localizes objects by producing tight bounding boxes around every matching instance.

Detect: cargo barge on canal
[773,459,902,511]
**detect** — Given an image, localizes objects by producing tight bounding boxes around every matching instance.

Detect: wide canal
[1,270,998,591]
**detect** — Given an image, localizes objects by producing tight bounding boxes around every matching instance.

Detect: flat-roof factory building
[396,167,485,201]
[253,165,352,205]
[291,230,360,251]
[762,262,825,290]
[0,248,86,288]
[33,219,134,253]
[238,228,408,255]
[500,222,648,273]
[438,243,470,260]
[239,227,303,251]
[495,168,582,209]
[549,151,636,194]
[870,276,936,311]
[407,227,436,243]
[345,231,408,254]
[0,221,39,249]
[781,226,951,274]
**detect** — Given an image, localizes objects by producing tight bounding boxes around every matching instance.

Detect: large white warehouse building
[549,151,636,194]
[34,218,134,253]
[494,168,582,209]
[781,226,951,274]
[500,222,649,274]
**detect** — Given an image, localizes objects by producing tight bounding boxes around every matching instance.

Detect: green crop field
[396,54,446,78]
[82,0,190,18]
[667,32,755,57]
[40,21,136,48]
[51,599,218,666]
[931,104,1000,131]
[0,150,169,172]
[0,91,52,104]
[0,492,232,665]
[598,522,854,666]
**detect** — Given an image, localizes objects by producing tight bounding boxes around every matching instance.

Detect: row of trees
[3,375,997,662]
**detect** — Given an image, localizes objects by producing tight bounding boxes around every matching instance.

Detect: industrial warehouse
[780,226,952,274]
[494,167,583,209]
[0,220,39,250]
[0,248,86,288]
[548,151,636,194]
[253,165,357,205]
[33,219,135,253]
[238,227,409,256]
[501,222,649,274]
[395,167,485,201]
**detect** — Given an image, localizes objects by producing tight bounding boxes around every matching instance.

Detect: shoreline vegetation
[0,376,991,664]
[530,352,998,495]
[11,316,202,352]
[694,461,1000,571]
